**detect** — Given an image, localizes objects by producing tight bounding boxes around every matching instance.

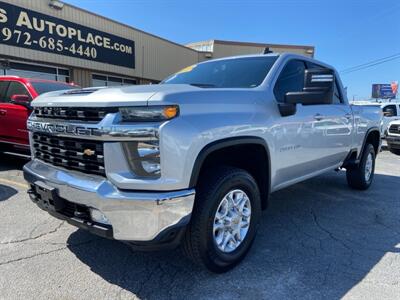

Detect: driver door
[1,81,32,145]
[272,59,350,187]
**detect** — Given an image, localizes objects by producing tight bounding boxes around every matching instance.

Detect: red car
[0,76,77,156]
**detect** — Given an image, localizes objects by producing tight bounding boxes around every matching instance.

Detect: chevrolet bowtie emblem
[83,149,95,156]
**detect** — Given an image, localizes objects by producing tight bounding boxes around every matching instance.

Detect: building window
[0,61,70,82]
[92,74,137,87]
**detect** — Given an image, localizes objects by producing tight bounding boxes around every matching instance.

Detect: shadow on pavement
[0,154,27,171]
[67,171,400,299]
[0,184,18,201]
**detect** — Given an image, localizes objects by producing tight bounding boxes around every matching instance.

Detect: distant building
[186,39,314,59]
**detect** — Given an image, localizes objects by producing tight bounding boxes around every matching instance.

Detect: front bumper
[386,136,400,149]
[23,159,195,242]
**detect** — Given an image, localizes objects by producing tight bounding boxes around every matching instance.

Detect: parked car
[352,101,400,137]
[0,76,77,155]
[23,53,382,272]
[386,120,400,155]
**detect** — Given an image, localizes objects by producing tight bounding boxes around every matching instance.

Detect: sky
[64,0,400,100]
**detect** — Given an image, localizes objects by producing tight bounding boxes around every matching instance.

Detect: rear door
[1,81,32,146]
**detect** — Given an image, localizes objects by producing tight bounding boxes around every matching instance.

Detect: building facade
[0,0,314,87]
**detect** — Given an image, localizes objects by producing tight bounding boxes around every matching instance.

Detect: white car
[386,120,400,155]
[352,101,400,137]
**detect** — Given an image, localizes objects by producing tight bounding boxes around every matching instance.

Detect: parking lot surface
[0,151,399,300]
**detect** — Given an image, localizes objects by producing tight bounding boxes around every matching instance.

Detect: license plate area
[34,181,65,212]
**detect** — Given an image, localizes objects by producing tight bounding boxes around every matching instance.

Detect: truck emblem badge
[83,149,95,156]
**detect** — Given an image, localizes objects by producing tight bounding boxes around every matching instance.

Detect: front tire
[346,144,375,190]
[183,166,261,273]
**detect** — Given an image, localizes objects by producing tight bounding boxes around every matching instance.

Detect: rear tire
[183,166,261,273]
[346,144,375,190]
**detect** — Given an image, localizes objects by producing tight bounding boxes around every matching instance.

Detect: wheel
[346,144,375,190]
[388,147,400,156]
[183,166,261,273]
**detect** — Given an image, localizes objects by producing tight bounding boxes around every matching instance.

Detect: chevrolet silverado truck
[386,120,400,155]
[23,53,382,273]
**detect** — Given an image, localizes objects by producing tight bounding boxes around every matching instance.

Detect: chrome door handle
[0,109,6,116]
[314,113,324,121]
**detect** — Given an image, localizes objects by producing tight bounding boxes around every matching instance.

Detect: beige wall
[0,0,200,81]
[212,42,314,58]
[71,68,91,87]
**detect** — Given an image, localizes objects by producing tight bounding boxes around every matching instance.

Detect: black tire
[183,166,261,273]
[389,147,400,156]
[346,144,375,190]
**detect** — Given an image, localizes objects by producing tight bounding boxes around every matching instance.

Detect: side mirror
[285,69,334,106]
[10,94,31,108]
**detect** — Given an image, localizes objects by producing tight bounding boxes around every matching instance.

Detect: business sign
[0,1,135,68]
[372,82,398,99]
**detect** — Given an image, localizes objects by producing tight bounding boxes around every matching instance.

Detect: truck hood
[31,84,200,107]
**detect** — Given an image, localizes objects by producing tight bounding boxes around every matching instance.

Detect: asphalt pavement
[0,151,399,300]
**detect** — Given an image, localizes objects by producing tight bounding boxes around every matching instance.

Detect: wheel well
[365,130,380,156]
[192,142,270,209]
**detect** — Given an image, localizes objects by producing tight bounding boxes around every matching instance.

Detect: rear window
[30,82,78,95]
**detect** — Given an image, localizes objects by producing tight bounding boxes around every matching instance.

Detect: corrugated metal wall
[212,42,314,59]
[0,0,200,81]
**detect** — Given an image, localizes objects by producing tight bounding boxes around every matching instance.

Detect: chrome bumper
[23,159,195,241]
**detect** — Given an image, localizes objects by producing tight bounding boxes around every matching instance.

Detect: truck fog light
[141,160,161,174]
[90,208,111,225]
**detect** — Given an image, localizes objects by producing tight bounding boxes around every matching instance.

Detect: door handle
[314,113,324,121]
[0,109,6,116]
[344,113,352,120]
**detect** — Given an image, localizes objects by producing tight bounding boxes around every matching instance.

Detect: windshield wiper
[189,83,217,88]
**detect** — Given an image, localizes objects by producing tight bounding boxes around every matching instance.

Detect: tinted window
[383,105,397,117]
[306,62,342,104]
[5,81,31,102]
[30,82,77,95]
[306,62,324,70]
[274,60,306,102]
[0,81,10,102]
[162,56,278,88]
[332,82,343,104]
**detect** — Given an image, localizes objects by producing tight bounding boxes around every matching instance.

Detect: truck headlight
[122,141,161,178]
[119,105,179,122]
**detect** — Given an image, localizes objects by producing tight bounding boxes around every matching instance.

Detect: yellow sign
[176,64,197,74]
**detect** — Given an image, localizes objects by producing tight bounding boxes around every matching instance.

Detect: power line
[340,52,400,73]
[340,52,400,75]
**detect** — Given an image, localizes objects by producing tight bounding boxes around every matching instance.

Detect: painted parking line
[0,178,28,190]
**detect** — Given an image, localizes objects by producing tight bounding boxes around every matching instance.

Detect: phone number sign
[0,1,135,69]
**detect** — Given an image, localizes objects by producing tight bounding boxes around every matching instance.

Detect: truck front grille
[32,133,105,176]
[33,107,118,122]
[389,124,400,134]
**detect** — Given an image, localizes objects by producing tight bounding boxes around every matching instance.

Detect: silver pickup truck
[23,53,381,272]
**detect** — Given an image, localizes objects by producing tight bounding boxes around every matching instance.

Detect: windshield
[162,56,278,88]
[30,81,78,95]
